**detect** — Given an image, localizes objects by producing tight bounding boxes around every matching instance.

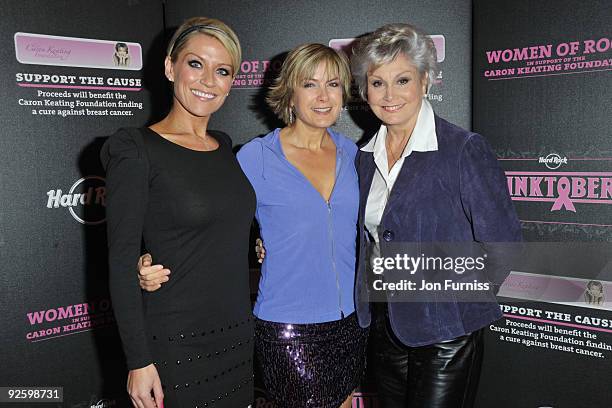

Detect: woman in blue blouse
[138,43,367,408]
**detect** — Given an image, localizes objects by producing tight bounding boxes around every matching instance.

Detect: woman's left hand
[255,238,266,263]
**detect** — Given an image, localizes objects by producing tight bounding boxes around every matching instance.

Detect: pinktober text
[506,172,612,213]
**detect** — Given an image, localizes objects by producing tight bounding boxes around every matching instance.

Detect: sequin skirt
[255,313,368,408]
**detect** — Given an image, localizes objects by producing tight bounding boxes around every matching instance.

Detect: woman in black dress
[101,17,255,408]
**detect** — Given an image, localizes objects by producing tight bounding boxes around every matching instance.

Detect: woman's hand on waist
[255,238,266,264]
[138,253,170,292]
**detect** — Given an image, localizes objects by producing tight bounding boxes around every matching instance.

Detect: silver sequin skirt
[255,313,368,408]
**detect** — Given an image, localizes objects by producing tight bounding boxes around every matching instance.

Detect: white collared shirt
[361,98,438,243]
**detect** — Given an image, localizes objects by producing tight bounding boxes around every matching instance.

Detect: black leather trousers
[370,303,484,408]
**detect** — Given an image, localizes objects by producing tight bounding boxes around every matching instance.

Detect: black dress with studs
[101,127,255,408]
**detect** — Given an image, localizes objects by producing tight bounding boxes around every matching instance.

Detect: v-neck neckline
[275,128,342,204]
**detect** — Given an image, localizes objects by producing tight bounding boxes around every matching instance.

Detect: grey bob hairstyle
[351,23,440,100]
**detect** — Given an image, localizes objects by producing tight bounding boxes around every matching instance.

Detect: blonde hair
[167,17,241,76]
[266,43,351,125]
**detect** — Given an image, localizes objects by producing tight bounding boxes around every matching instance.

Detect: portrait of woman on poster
[113,42,131,67]
[102,17,255,408]
[350,23,522,407]
[138,43,368,408]
[584,280,605,305]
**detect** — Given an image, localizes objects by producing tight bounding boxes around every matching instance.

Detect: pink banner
[15,32,142,70]
[499,271,611,311]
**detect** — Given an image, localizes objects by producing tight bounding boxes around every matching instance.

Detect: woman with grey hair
[351,23,521,407]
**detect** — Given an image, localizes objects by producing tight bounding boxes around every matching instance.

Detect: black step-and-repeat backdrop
[1,1,471,407]
[1,0,609,406]
[0,1,164,407]
[164,0,472,147]
[474,0,611,407]
[139,0,472,406]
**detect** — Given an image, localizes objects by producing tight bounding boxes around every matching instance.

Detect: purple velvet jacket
[355,115,522,346]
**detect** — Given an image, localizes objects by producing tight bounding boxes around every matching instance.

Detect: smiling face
[291,61,343,130]
[588,283,603,297]
[165,33,234,118]
[366,53,427,131]
[116,46,128,58]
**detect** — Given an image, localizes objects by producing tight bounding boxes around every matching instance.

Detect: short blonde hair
[167,17,241,76]
[267,43,351,125]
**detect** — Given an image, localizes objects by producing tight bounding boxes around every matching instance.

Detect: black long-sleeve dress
[101,127,255,408]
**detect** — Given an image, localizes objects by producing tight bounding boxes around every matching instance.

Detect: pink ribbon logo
[551,177,576,212]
